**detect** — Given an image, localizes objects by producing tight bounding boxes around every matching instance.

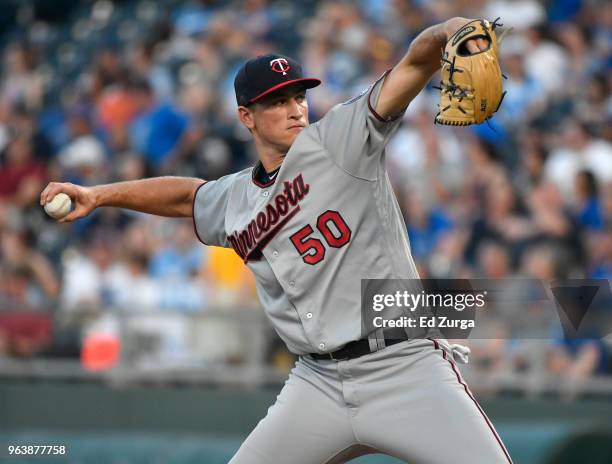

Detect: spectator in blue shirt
[403,191,454,260]
[574,169,604,231]
[149,220,204,280]
[129,79,195,171]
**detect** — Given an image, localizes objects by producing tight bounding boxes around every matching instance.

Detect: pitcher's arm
[40,177,206,223]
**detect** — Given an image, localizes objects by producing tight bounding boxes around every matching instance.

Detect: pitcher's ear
[238,105,255,130]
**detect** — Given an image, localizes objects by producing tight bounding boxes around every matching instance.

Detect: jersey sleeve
[192,174,235,248]
[315,69,406,180]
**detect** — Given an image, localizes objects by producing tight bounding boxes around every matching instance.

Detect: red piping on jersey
[191,181,209,246]
[428,339,514,464]
[367,69,405,123]
[248,78,321,105]
[252,176,276,188]
[251,162,280,188]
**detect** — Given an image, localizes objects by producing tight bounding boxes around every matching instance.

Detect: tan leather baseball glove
[435,19,506,126]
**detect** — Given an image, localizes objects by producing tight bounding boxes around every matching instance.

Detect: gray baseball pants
[229,338,512,464]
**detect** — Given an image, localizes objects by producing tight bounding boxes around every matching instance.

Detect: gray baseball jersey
[193,71,512,464]
[193,71,420,355]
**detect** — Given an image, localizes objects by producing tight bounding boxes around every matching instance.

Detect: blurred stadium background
[0,0,611,463]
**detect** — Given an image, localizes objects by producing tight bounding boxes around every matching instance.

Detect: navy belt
[309,328,409,361]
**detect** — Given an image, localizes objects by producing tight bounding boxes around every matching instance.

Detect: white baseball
[44,193,73,219]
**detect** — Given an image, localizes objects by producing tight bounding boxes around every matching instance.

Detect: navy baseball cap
[234,54,321,106]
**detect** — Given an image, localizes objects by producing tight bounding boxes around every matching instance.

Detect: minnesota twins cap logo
[234,54,320,105]
[270,58,290,75]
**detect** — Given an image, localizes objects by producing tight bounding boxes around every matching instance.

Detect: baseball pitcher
[41,17,512,464]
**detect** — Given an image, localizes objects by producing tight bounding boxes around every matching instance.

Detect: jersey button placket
[306,312,313,319]
[262,191,269,198]
[318,342,325,351]
[272,250,279,258]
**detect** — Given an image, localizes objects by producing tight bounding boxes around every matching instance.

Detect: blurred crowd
[0,0,610,388]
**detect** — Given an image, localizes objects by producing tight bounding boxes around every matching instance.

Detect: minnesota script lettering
[230,174,310,261]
